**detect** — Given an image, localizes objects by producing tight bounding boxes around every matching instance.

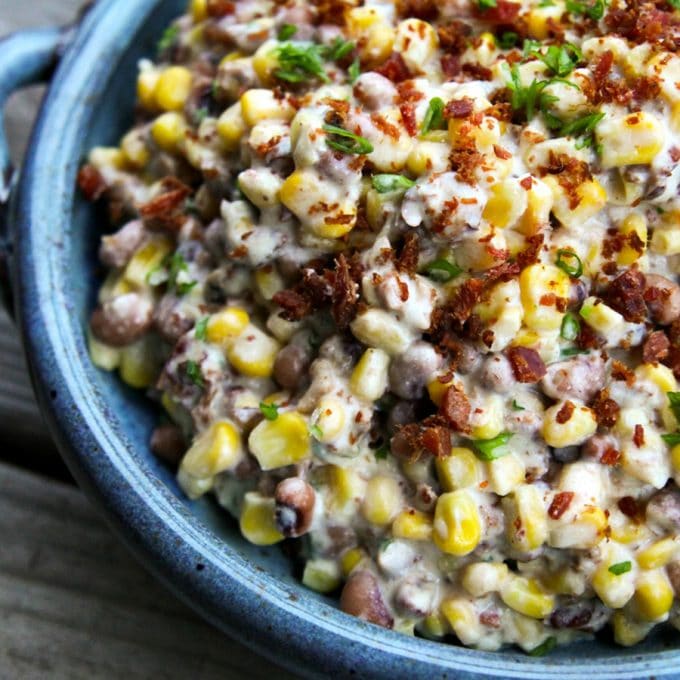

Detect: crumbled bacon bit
[139,178,192,231]
[440,54,462,79]
[461,63,493,81]
[633,424,645,448]
[602,268,647,323]
[591,389,620,427]
[611,359,635,386]
[396,232,420,276]
[618,496,639,519]
[397,0,439,20]
[439,385,471,433]
[375,52,412,83]
[420,425,451,458]
[493,144,512,160]
[605,1,679,51]
[206,0,235,17]
[516,234,544,269]
[548,491,574,519]
[506,346,546,383]
[643,330,670,364]
[541,152,592,210]
[332,253,359,329]
[399,103,418,136]
[600,447,622,466]
[576,323,602,351]
[485,260,520,283]
[474,0,520,23]
[556,400,576,424]
[444,97,474,119]
[77,164,107,201]
[449,132,483,185]
[437,20,471,54]
[371,113,400,139]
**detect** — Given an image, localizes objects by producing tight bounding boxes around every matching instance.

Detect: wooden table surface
[0,3,292,678]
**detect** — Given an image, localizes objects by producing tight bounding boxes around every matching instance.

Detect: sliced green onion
[323,37,355,61]
[277,24,297,41]
[561,347,588,357]
[472,432,513,461]
[478,0,498,9]
[560,312,581,341]
[421,97,446,135]
[560,111,605,138]
[185,360,204,388]
[555,249,583,278]
[608,561,632,576]
[424,259,463,282]
[157,25,180,54]
[374,446,390,460]
[668,392,680,424]
[528,636,557,657]
[662,432,680,445]
[195,316,209,341]
[348,58,361,84]
[511,400,525,411]
[323,124,373,155]
[259,402,280,421]
[372,174,416,193]
[498,32,519,49]
[310,424,324,440]
[274,43,330,84]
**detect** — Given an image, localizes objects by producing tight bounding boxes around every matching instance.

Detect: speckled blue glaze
[1,2,679,677]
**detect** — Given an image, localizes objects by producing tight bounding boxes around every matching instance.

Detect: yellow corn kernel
[488,453,525,496]
[392,509,433,541]
[151,112,188,153]
[592,553,636,609]
[440,598,482,646]
[180,421,243,480]
[137,67,160,110]
[470,393,504,440]
[610,518,649,545]
[302,559,341,593]
[462,561,509,597]
[251,40,279,85]
[155,66,193,112]
[427,377,453,407]
[118,336,157,389]
[671,444,680,474]
[89,146,126,171]
[526,4,565,39]
[580,296,625,336]
[205,307,250,345]
[483,178,528,229]
[123,236,173,288]
[350,309,413,356]
[436,448,484,491]
[216,103,248,152]
[254,266,284,301]
[542,567,586,596]
[341,548,365,577]
[597,111,665,168]
[240,492,284,546]
[612,611,653,646]
[346,7,395,65]
[517,178,553,236]
[329,465,365,510]
[500,576,555,619]
[311,396,346,442]
[248,411,310,470]
[651,226,680,256]
[636,363,677,393]
[433,490,482,556]
[506,484,548,552]
[634,570,674,621]
[190,0,208,22]
[393,18,438,72]
[362,475,401,526]
[88,331,121,371]
[350,348,390,401]
[406,141,450,176]
[120,130,149,168]
[617,214,647,266]
[227,326,280,378]
[421,612,448,639]
[544,175,607,229]
[638,538,680,570]
[542,401,597,448]
[240,89,295,126]
[520,263,570,331]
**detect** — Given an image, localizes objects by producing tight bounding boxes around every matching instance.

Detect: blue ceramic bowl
[1,2,679,677]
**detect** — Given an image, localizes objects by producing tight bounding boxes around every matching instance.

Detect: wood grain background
[1,3,294,677]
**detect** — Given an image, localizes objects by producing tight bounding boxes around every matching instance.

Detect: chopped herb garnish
[472,432,513,461]
[277,24,297,41]
[195,317,209,341]
[274,43,330,84]
[323,37,355,62]
[560,312,581,341]
[528,636,557,657]
[668,392,680,423]
[530,43,583,78]
[478,0,497,9]
[194,107,209,125]
[157,25,180,55]
[560,111,605,150]
[375,446,390,460]
[424,258,463,282]
[259,402,280,421]
[662,432,680,445]
[323,124,374,155]
[421,97,446,135]
[566,0,607,20]
[167,252,198,295]
[512,400,525,411]
[185,360,204,388]
[670,0,680,8]
[561,347,588,357]
[348,58,361,84]
[522,39,542,57]
[556,249,583,278]
[608,561,632,576]
[372,174,416,193]
[539,0,555,5]
[498,32,520,49]
[310,424,324,440]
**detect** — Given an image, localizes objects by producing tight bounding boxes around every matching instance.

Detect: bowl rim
[11,0,680,677]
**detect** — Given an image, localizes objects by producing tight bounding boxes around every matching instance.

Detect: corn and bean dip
[80,0,680,655]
